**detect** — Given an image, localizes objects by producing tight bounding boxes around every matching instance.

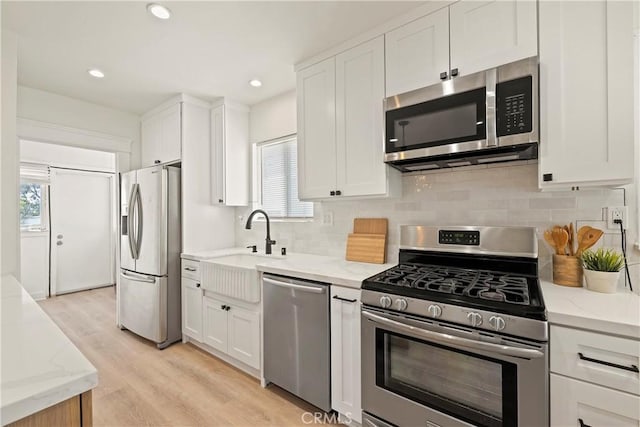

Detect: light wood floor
[39,286,337,426]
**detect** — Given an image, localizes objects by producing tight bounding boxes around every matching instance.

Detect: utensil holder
[552,254,583,287]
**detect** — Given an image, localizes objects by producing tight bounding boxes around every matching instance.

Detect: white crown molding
[141,93,211,120]
[17,118,132,153]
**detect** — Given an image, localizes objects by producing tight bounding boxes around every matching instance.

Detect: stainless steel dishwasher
[262,273,331,412]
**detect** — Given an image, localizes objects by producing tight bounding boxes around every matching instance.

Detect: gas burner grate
[370,263,531,305]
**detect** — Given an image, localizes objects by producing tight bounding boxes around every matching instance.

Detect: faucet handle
[246,245,257,253]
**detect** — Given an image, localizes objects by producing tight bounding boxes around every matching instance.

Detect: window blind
[20,162,50,184]
[260,138,313,218]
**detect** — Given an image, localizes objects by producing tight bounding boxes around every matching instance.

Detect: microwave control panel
[496,76,532,137]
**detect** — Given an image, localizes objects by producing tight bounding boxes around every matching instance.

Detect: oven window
[376,330,517,427]
[386,87,486,153]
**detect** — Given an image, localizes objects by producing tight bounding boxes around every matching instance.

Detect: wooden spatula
[576,226,604,257]
[552,227,569,256]
[544,229,557,253]
[568,223,575,256]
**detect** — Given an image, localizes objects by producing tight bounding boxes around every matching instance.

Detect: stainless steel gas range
[361,226,548,427]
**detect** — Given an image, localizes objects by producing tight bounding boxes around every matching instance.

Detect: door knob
[56,241,63,246]
[57,234,63,239]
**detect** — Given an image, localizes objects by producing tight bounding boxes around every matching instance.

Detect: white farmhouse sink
[201,253,280,303]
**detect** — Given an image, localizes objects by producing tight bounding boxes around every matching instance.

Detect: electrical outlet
[322,211,334,226]
[606,206,628,230]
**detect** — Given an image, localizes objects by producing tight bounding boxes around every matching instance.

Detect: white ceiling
[3,1,423,115]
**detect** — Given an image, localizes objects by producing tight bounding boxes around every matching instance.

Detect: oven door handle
[362,310,545,359]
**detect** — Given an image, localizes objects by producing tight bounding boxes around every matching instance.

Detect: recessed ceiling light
[88,68,105,79]
[249,79,262,88]
[147,3,171,20]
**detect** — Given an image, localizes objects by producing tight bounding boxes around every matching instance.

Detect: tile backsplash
[235,163,639,291]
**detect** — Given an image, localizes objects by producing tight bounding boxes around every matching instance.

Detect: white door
[203,296,228,352]
[182,277,203,342]
[297,57,337,200]
[449,0,537,77]
[335,36,387,198]
[227,305,260,369]
[385,7,450,96]
[50,168,114,294]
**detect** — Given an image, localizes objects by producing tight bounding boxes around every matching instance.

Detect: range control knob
[395,298,408,311]
[467,312,483,327]
[489,315,506,331]
[379,295,392,308]
[427,304,442,318]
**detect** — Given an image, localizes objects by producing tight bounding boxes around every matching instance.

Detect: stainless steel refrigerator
[119,165,181,349]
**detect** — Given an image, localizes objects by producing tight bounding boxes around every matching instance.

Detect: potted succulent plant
[580,248,625,293]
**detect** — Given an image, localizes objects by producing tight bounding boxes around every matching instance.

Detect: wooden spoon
[576,227,604,257]
[544,229,557,253]
[568,223,575,256]
[577,225,593,246]
[552,227,569,256]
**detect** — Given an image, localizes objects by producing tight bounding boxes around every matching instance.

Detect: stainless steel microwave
[384,56,538,172]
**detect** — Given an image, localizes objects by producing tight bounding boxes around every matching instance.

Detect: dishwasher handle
[263,277,326,294]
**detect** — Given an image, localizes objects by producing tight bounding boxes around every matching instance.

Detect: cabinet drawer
[550,325,640,395]
[551,374,640,427]
[181,259,200,280]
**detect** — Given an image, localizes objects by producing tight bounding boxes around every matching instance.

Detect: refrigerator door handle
[135,183,143,257]
[121,270,156,284]
[127,183,138,260]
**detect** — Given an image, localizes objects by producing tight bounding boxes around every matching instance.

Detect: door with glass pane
[50,168,115,295]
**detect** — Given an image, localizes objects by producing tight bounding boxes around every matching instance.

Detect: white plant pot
[583,269,620,293]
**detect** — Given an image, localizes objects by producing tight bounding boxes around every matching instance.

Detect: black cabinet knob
[440,71,448,80]
[451,68,459,77]
[154,160,161,164]
[330,190,336,196]
[335,190,342,196]
[218,199,224,203]
[221,305,227,310]
[225,306,231,311]
[543,173,553,182]
[196,283,201,288]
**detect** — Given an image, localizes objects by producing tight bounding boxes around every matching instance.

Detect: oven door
[361,308,548,427]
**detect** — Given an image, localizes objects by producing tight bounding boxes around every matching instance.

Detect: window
[254,136,313,219]
[19,163,50,231]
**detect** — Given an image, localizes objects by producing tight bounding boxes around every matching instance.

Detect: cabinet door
[202,296,228,353]
[330,287,361,424]
[297,57,337,200]
[449,0,537,77]
[385,7,449,96]
[210,105,226,205]
[551,374,640,427]
[141,103,181,167]
[227,305,260,369]
[335,36,387,198]
[538,0,634,189]
[181,277,203,342]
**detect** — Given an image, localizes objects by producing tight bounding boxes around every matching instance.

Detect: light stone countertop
[541,280,640,339]
[1,275,98,425]
[181,248,394,288]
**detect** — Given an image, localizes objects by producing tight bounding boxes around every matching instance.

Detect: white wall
[249,90,296,143]
[2,30,20,277]
[20,232,48,300]
[21,140,116,172]
[17,86,140,168]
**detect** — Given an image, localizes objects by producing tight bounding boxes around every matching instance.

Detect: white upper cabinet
[385,0,538,96]
[210,101,249,206]
[538,0,634,189]
[297,37,399,201]
[297,57,337,200]
[336,36,387,198]
[385,8,450,96]
[141,103,181,167]
[449,0,537,78]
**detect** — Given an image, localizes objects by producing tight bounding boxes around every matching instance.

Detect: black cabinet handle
[543,173,553,182]
[330,190,335,196]
[335,190,342,196]
[440,71,448,80]
[578,418,591,427]
[333,295,357,303]
[218,199,224,203]
[225,306,231,311]
[578,352,639,373]
[451,68,459,77]
[154,160,161,164]
[196,283,201,288]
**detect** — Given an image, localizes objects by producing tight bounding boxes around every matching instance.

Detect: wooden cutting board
[346,233,386,264]
[353,218,388,235]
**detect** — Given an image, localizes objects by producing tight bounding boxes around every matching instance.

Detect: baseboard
[183,336,261,379]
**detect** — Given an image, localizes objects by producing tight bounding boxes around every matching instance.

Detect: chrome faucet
[245,209,276,255]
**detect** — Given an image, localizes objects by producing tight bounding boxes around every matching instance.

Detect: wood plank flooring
[39,287,337,426]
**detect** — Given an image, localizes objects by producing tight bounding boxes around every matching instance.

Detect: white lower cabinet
[202,295,260,370]
[181,277,203,342]
[551,374,640,427]
[330,286,361,424]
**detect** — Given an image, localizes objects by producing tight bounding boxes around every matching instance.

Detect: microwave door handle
[362,310,544,359]
[486,68,498,147]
